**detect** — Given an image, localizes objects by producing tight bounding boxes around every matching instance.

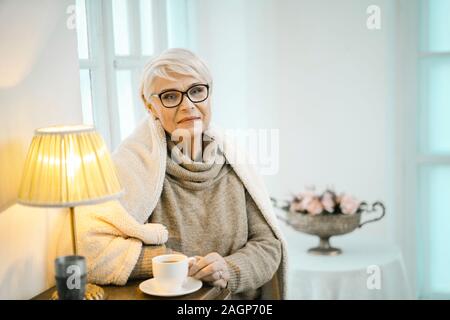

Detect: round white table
[280,224,413,300]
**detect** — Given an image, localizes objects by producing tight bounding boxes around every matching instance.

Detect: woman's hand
[188,252,230,289]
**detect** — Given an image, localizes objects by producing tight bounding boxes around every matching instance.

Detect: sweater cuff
[224,255,242,293]
[129,244,168,279]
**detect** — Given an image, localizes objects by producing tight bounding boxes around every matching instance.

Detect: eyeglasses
[151,84,210,108]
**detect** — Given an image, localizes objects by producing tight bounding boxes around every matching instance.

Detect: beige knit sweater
[129,135,282,299]
[76,116,288,299]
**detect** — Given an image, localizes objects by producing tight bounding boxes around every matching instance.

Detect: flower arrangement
[271,187,385,255]
[289,187,363,216]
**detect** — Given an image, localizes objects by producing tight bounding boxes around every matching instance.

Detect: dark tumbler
[54,255,87,300]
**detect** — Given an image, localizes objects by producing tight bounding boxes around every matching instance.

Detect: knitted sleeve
[129,244,172,279]
[224,191,282,294]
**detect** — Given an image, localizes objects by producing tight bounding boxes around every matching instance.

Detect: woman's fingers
[188,255,202,268]
[188,256,204,276]
[189,252,218,276]
[192,261,221,279]
[212,279,227,289]
[198,270,222,282]
[188,252,230,290]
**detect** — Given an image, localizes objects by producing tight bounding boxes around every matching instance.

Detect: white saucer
[139,277,203,297]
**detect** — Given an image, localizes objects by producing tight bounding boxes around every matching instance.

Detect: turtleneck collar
[165,131,231,190]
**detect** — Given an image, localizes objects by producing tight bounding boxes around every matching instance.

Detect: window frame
[393,0,450,300]
[416,0,450,299]
[79,0,169,150]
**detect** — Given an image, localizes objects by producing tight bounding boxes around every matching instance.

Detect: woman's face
[146,73,212,137]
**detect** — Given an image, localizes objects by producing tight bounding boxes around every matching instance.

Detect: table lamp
[17,125,123,300]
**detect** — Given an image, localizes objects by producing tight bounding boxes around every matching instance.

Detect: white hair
[140,48,213,105]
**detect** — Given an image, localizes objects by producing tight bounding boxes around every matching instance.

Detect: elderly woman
[78,48,287,300]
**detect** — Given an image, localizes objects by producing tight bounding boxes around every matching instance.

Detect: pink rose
[298,193,315,212]
[307,198,323,215]
[321,191,335,213]
[340,194,361,215]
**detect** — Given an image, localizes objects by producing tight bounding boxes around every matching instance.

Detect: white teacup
[152,254,196,293]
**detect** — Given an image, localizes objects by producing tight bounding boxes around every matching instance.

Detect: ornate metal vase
[271,199,386,256]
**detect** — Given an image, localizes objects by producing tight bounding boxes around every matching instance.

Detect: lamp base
[51,283,106,300]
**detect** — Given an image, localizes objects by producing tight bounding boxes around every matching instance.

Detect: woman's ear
[145,102,153,114]
[143,96,158,119]
[148,105,159,120]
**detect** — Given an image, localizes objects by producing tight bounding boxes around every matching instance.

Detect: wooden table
[32,280,231,300]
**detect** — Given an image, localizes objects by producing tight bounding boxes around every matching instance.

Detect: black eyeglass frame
[150,84,210,108]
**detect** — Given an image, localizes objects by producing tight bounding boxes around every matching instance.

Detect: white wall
[0,0,82,299]
[184,0,406,296]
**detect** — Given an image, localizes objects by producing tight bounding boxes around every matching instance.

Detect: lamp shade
[18,125,123,207]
